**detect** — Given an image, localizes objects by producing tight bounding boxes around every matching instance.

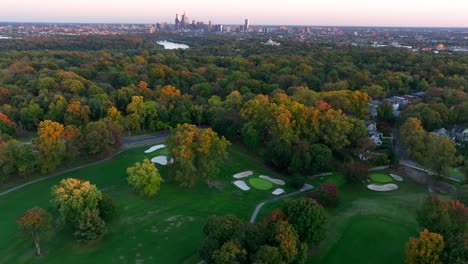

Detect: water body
[156,40,189,50]
[0,36,13,39]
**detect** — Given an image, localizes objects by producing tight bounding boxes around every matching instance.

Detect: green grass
[248,178,274,190]
[257,173,427,264]
[0,144,291,264]
[308,173,346,188]
[448,167,465,179]
[369,173,394,184]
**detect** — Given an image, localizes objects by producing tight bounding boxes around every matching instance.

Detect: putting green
[369,173,394,184]
[248,178,274,190]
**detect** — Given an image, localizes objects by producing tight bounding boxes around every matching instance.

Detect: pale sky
[2,0,468,27]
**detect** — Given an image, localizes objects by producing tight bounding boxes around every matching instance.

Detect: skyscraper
[175,14,180,29]
[244,19,249,32]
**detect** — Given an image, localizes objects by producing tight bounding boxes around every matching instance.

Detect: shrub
[339,162,369,183]
[73,208,106,243]
[307,182,340,207]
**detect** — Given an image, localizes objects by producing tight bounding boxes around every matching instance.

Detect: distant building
[244,19,249,32]
[263,38,280,46]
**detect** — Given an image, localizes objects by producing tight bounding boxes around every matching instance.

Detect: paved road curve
[0,132,169,197]
[249,184,314,223]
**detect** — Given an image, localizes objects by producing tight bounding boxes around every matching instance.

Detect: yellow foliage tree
[405,229,445,264]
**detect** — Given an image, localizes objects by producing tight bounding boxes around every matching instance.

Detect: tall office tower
[244,19,249,32]
[208,20,212,31]
[175,14,180,29]
[181,12,189,29]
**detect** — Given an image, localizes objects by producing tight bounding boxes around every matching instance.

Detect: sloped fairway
[0,145,289,264]
[320,216,414,264]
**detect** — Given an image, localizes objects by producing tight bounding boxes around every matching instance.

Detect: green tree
[252,245,283,264]
[400,118,427,163]
[425,133,459,178]
[377,102,395,123]
[17,207,53,256]
[127,159,164,198]
[211,240,247,264]
[405,229,445,264]
[84,120,111,155]
[73,208,106,243]
[283,198,326,245]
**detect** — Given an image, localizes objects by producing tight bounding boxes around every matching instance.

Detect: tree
[252,245,283,264]
[339,162,369,183]
[307,182,340,207]
[211,240,247,264]
[84,120,111,155]
[73,208,106,243]
[51,178,103,228]
[405,229,445,264]
[283,198,326,245]
[417,195,468,264]
[167,124,230,188]
[98,195,116,222]
[127,159,164,198]
[377,102,395,123]
[269,220,299,263]
[0,112,16,135]
[425,133,459,178]
[17,207,52,256]
[400,118,427,163]
[64,100,90,128]
[33,120,65,173]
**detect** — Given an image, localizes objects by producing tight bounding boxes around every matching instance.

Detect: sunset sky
[2,0,468,27]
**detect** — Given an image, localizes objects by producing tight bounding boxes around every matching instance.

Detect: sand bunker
[151,155,173,165]
[367,183,398,192]
[259,175,285,185]
[390,174,403,182]
[233,171,253,179]
[144,144,166,153]
[233,180,250,191]
[272,188,285,195]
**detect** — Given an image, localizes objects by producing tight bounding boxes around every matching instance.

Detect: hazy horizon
[2,0,468,27]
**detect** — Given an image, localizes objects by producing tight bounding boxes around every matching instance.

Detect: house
[365,121,382,146]
[263,39,280,46]
[452,125,468,144]
[432,128,455,141]
[369,100,381,119]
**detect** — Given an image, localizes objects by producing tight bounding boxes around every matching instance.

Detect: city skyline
[2,0,468,27]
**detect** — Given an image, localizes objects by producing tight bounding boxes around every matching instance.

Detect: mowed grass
[257,173,426,264]
[369,173,394,184]
[0,144,290,264]
[248,178,274,190]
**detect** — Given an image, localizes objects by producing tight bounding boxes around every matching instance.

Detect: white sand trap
[151,155,173,165]
[144,144,166,153]
[367,183,398,192]
[272,188,285,195]
[390,174,403,182]
[233,171,253,179]
[259,175,285,185]
[233,180,250,191]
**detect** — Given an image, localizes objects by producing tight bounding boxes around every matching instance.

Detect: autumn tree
[417,195,468,263]
[127,159,164,198]
[33,120,65,173]
[283,198,326,245]
[167,124,230,188]
[0,112,16,135]
[51,178,103,228]
[17,207,53,256]
[405,229,445,264]
[64,100,90,128]
[211,240,247,264]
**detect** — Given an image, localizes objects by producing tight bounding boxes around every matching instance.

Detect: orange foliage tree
[33,120,65,173]
[17,207,52,256]
[405,229,445,264]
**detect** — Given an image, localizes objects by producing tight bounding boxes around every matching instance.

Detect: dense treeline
[1,34,467,183]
